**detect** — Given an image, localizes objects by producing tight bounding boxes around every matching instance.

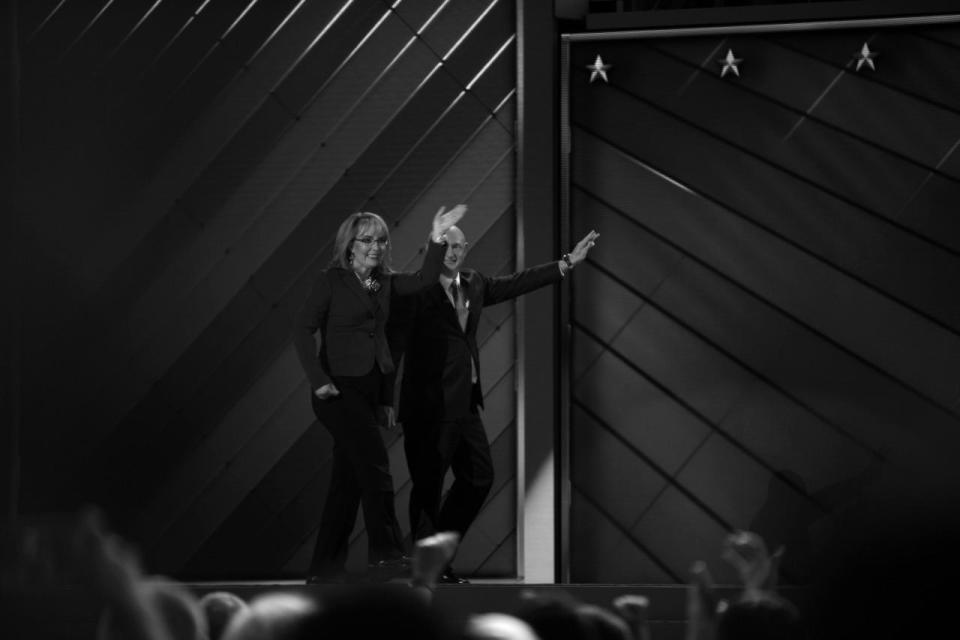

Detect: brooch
[361,276,381,294]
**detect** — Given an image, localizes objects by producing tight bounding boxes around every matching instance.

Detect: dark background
[566,12,960,583]
[12,0,523,580]
[5,0,960,583]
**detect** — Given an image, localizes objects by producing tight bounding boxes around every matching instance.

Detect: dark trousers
[405,413,495,543]
[308,369,405,577]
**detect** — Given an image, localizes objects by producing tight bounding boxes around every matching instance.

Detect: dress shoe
[438,569,469,584]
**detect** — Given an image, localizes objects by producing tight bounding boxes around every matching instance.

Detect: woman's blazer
[293,239,446,399]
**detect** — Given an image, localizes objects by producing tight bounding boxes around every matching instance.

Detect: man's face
[441,226,468,277]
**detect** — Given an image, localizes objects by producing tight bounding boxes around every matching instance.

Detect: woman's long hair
[330,212,394,274]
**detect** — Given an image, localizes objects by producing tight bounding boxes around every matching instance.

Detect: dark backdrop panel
[568,22,960,584]
[18,0,518,579]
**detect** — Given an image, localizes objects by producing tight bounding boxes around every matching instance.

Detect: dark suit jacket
[394,262,562,423]
[293,239,445,404]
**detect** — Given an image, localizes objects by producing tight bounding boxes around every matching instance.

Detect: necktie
[450,281,468,331]
[450,281,476,382]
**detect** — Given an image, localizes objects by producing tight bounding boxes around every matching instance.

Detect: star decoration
[853,42,878,71]
[719,49,742,78]
[587,54,611,83]
[717,49,743,78]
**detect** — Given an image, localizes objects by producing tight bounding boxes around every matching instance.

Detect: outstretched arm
[559,229,600,276]
[482,229,601,306]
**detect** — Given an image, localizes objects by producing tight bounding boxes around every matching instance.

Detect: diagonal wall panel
[79,2,512,472]
[568,21,960,584]
[20,0,520,579]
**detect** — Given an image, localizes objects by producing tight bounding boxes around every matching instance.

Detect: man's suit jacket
[293,239,445,404]
[394,262,562,423]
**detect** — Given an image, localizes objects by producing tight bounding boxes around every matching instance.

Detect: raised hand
[411,531,461,591]
[721,530,774,595]
[568,230,599,266]
[685,561,723,640]
[66,508,145,593]
[432,204,467,241]
[314,382,340,400]
[613,593,652,640]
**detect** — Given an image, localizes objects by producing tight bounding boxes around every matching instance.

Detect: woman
[293,205,466,583]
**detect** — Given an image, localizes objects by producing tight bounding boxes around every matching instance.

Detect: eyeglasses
[354,235,389,247]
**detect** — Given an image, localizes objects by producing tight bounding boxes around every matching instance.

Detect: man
[391,225,599,583]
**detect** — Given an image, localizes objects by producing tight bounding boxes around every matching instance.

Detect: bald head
[444,225,465,244]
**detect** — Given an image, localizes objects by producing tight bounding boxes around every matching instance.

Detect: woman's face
[350,221,389,272]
